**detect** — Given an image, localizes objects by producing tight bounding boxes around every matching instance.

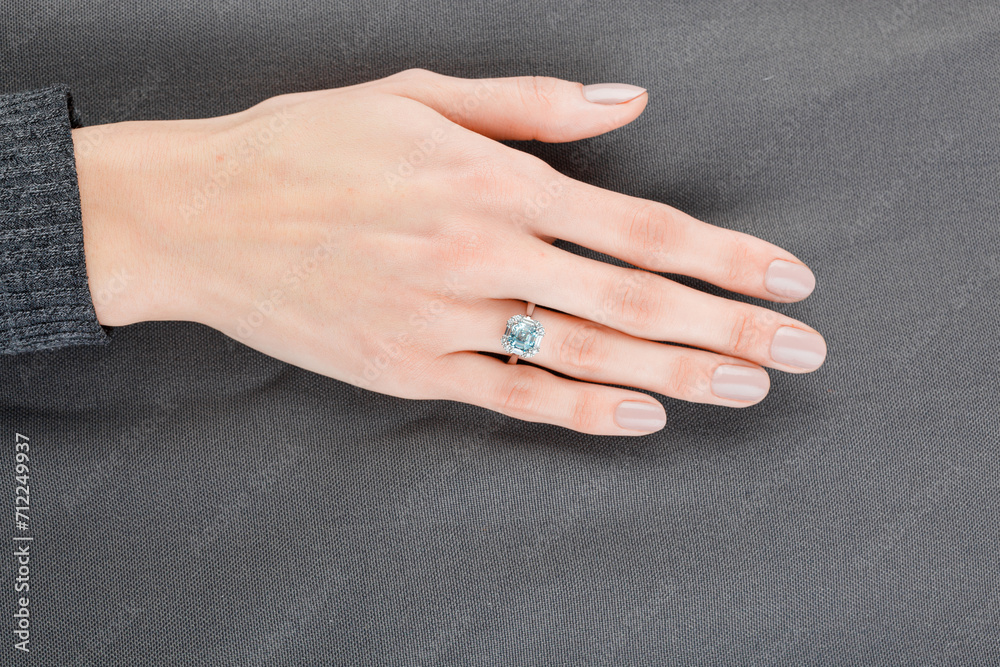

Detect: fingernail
[764,260,816,299]
[614,400,666,433]
[770,327,827,371]
[711,365,770,402]
[582,83,647,105]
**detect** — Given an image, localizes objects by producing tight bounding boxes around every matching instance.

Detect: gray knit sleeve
[0,85,111,354]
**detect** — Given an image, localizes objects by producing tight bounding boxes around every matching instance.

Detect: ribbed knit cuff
[0,85,112,354]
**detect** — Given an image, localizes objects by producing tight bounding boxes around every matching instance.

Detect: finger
[490,169,817,303]
[431,350,667,436]
[376,68,648,142]
[456,300,771,408]
[488,238,828,374]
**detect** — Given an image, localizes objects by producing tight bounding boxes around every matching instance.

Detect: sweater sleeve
[0,85,112,354]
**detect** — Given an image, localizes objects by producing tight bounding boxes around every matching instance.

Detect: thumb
[379,69,648,142]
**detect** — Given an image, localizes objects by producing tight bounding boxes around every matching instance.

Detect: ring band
[504,302,544,364]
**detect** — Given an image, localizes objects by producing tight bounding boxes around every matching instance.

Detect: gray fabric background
[2,1,999,664]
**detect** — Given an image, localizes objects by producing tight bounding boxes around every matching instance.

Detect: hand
[74,68,826,436]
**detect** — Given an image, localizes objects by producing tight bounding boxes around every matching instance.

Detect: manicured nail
[770,327,827,371]
[764,260,816,299]
[711,365,770,402]
[582,83,647,105]
[614,400,666,433]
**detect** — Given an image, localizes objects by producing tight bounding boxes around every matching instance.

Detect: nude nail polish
[711,365,770,401]
[614,400,666,432]
[770,327,827,371]
[582,83,647,105]
[765,260,816,299]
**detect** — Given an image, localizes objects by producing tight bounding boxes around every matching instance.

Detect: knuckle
[465,157,502,194]
[623,203,675,263]
[505,158,564,231]
[394,67,434,83]
[512,150,557,186]
[461,158,515,215]
[496,368,544,417]
[603,271,661,330]
[558,324,607,372]
[722,239,756,285]
[569,390,605,433]
[385,353,435,394]
[430,222,492,274]
[518,75,561,109]
[727,310,763,358]
[352,331,419,387]
[662,355,707,399]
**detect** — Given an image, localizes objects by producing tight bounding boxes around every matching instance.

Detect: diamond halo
[501,314,546,359]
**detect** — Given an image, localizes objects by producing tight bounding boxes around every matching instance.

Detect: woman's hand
[74,68,826,435]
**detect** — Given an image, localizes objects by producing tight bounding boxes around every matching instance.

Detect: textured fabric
[2,1,1000,665]
[0,86,110,354]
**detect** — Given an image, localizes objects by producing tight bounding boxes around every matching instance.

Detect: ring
[503,303,545,363]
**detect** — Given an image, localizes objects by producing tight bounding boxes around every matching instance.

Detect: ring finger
[453,300,772,407]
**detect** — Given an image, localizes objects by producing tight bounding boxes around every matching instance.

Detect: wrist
[73,122,147,326]
[73,120,207,327]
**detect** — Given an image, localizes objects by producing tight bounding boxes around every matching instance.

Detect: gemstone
[501,314,545,358]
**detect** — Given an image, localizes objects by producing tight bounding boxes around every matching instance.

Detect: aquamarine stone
[501,315,545,358]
